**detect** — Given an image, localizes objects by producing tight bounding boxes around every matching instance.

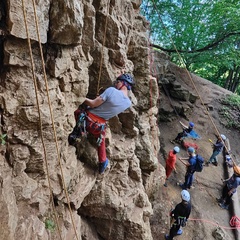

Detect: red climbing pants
[165,164,174,179]
[86,111,107,163]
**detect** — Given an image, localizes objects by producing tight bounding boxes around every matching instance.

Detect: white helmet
[220,134,227,141]
[173,146,180,153]
[181,190,190,202]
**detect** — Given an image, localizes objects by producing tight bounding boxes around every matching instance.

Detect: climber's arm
[84,96,104,108]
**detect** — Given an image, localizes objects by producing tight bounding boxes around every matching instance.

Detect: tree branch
[151,32,240,53]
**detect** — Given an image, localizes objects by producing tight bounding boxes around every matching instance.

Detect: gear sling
[74,109,107,163]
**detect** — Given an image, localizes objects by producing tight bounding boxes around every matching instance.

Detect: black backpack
[195,154,204,172]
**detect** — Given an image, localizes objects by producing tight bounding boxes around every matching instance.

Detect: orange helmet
[233,165,240,176]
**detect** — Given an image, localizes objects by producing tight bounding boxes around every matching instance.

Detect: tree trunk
[231,66,240,93]
[225,69,234,91]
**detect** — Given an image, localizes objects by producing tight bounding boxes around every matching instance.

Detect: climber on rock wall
[68,73,134,174]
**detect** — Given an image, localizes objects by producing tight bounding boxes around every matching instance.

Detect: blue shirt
[89,87,131,120]
[213,140,224,152]
[187,156,197,173]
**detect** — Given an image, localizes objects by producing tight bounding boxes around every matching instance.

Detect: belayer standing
[217,165,240,210]
[179,147,196,190]
[164,146,180,187]
[68,73,134,174]
[165,190,192,240]
[207,134,226,166]
[171,121,195,143]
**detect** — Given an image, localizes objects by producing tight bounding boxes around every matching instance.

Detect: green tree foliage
[141,0,240,93]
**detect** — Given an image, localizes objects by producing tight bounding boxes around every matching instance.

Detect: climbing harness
[176,216,187,227]
[71,109,107,147]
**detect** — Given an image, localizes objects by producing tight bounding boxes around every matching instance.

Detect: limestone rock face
[7,0,50,43]
[49,0,84,45]
[0,0,161,239]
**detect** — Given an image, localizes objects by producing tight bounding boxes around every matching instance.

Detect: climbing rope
[230,216,240,228]
[96,0,111,96]
[30,0,79,238]
[147,29,161,159]
[21,0,62,239]
[189,217,240,230]
[22,0,79,239]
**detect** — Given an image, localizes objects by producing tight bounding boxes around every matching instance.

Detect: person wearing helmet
[217,165,240,210]
[206,133,226,167]
[69,73,134,174]
[178,147,197,190]
[115,73,135,90]
[170,121,195,144]
[165,190,192,240]
[164,146,181,187]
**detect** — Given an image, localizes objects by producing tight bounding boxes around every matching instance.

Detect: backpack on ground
[195,154,204,172]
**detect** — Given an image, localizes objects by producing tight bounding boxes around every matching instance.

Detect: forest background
[140,0,240,94]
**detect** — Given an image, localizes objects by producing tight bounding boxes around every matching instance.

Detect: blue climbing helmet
[187,147,195,153]
[116,73,134,90]
[189,122,194,128]
[173,146,180,153]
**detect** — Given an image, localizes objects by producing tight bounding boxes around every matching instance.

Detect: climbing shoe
[68,126,81,145]
[68,133,77,145]
[99,158,109,174]
[177,229,183,235]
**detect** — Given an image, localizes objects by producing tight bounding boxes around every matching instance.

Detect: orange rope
[21,0,62,238]
[23,0,79,238]
[96,0,111,96]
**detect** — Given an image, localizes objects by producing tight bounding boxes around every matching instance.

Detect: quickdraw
[76,112,87,137]
[96,124,106,146]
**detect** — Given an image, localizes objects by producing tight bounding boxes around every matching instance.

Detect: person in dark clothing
[207,134,226,166]
[179,147,197,190]
[165,190,192,240]
[217,165,240,210]
[171,121,194,143]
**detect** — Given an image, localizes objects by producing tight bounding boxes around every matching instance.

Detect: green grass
[221,94,240,107]
[45,219,55,232]
[219,94,240,130]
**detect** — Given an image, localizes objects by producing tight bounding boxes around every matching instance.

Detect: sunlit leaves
[140,0,240,92]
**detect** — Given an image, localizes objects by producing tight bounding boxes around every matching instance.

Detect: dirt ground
[149,70,240,240]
